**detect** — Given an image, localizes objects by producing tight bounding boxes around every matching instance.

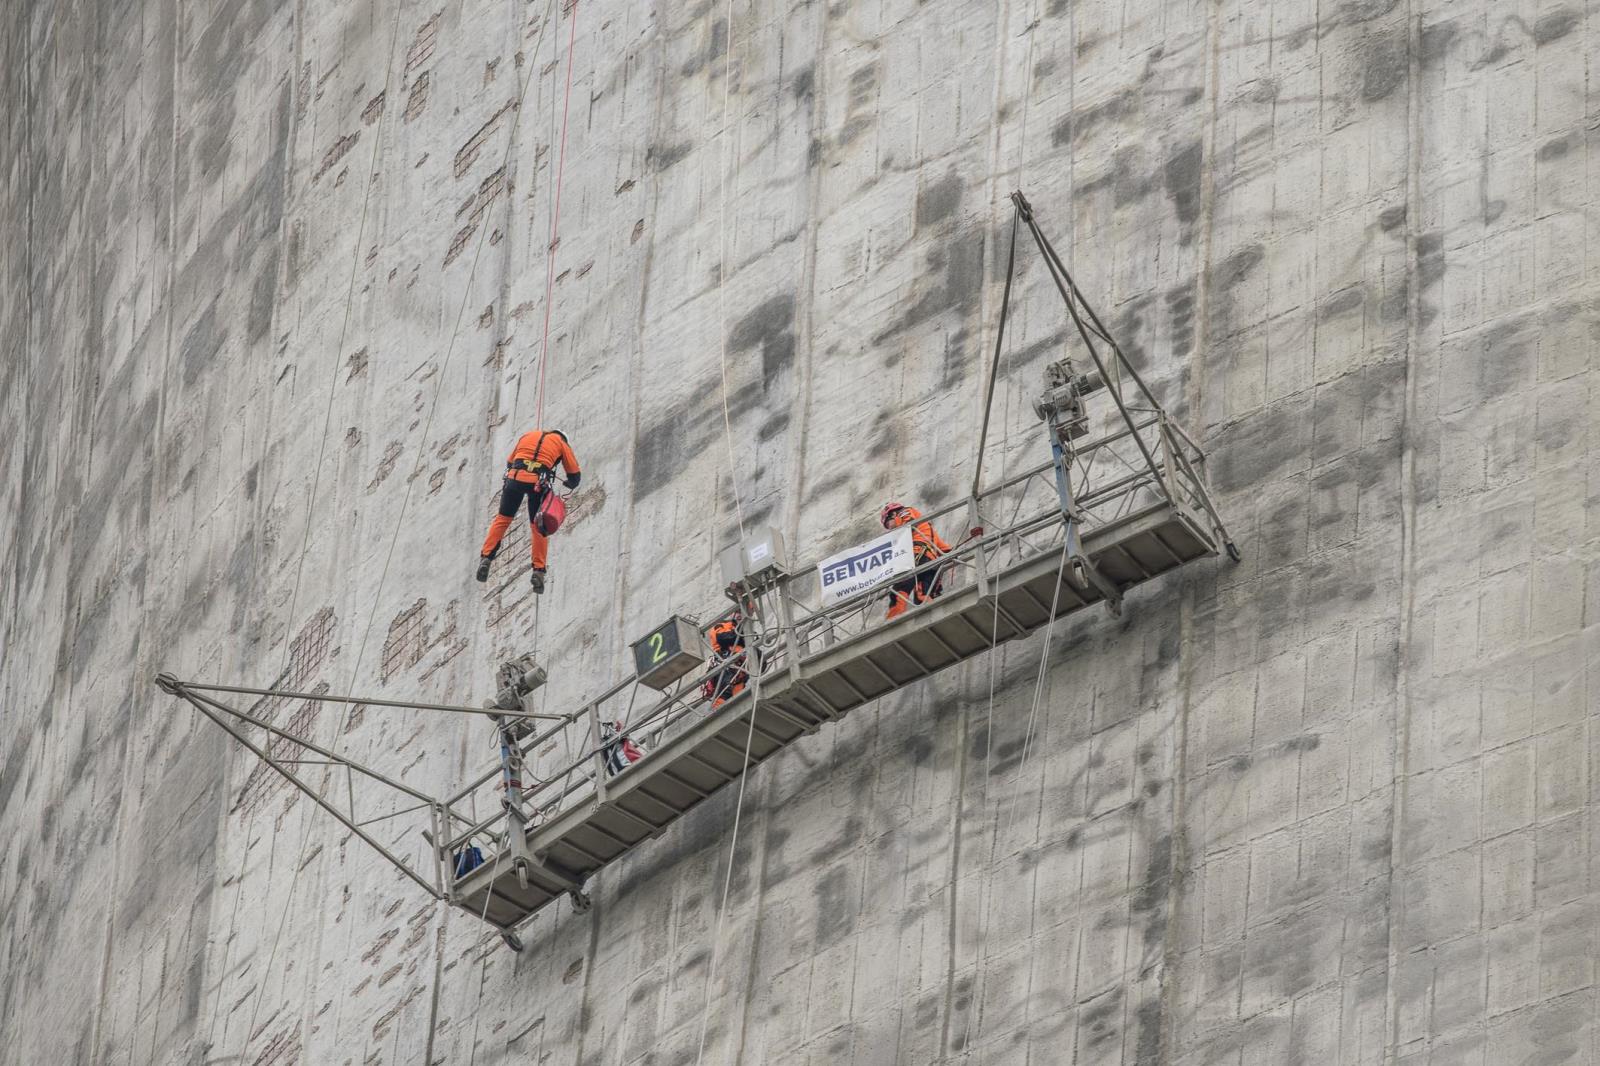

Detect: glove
[564,472,581,490]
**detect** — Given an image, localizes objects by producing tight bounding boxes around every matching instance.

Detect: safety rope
[691,19,758,1045]
[532,0,581,426]
[691,672,763,1065]
[970,203,1021,498]
[237,2,407,1053]
[961,539,1071,1054]
[240,0,561,1050]
[276,0,405,684]
[715,0,747,537]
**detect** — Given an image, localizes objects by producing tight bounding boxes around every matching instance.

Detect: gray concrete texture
[3,0,1598,1062]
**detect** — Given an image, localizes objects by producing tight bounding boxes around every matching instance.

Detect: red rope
[535,0,581,426]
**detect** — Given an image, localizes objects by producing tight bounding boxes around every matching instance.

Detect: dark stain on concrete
[728,294,796,390]
[1415,231,1445,289]
[1218,243,1265,291]
[1533,9,1581,44]
[247,256,279,343]
[1320,285,1365,320]
[814,864,854,947]
[1134,999,1163,1064]
[902,732,934,766]
[873,225,985,351]
[1052,90,1133,147]
[1419,19,1458,66]
[790,65,814,100]
[1340,0,1401,22]
[180,299,227,388]
[1163,139,1203,233]
[915,171,963,230]
[1378,203,1407,232]
[648,141,694,172]
[757,410,791,441]
[679,17,728,77]
[1361,31,1408,102]
[1537,134,1573,161]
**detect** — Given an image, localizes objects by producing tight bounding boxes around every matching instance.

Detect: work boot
[475,556,492,583]
[529,568,547,594]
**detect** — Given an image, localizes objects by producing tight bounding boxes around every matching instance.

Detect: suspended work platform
[452,494,1219,928]
[155,191,1237,952]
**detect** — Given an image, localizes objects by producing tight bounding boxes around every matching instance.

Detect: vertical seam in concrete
[728,777,775,1066]
[958,3,1023,1055]
[569,886,605,1066]
[89,1,185,1060]
[784,3,827,544]
[1158,1,1225,1059]
[737,2,835,1056]
[1383,3,1425,1061]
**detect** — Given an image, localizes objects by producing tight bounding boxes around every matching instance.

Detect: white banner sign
[817,526,913,608]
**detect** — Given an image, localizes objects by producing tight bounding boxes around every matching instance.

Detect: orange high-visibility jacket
[888,507,952,561]
[505,430,580,484]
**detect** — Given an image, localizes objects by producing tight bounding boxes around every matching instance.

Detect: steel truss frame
[154,190,1236,949]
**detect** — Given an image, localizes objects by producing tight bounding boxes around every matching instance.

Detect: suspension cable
[715,0,747,536]
[970,202,1022,498]
[237,2,406,1052]
[531,0,581,425]
[692,659,764,1066]
[239,0,560,1050]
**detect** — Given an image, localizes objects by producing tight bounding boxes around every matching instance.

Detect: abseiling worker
[880,502,952,619]
[701,612,750,709]
[476,429,581,593]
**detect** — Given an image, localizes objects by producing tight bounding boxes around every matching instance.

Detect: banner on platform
[817,526,913,608]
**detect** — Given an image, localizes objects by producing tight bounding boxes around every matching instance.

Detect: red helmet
[880,502,907,528]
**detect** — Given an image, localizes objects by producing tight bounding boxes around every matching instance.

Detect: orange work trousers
[480,476,552,569]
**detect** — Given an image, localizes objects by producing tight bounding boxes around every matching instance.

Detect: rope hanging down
[970,205,1021,498]
[532,0,582,425]
[239,1,407,1052]
[714,0,747,537]
[239,0,562,1051]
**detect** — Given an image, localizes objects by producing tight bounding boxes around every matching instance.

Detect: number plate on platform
[631,615,707,690]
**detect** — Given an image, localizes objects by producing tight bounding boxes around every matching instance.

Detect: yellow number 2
[648,631,666,663]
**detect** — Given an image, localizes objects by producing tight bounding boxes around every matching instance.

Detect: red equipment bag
[534,492,566,536]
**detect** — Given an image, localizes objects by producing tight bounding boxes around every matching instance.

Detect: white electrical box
[718,526,789,586]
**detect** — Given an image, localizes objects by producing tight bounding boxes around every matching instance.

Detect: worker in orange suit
[701,614,749,709]
[476,429,580,593]
[881,502,952,619]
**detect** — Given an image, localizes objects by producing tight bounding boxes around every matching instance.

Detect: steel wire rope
[233,2,408,1054]
[274,2,404,689]
[714,0,747,537]
[691,652,765,1066]
[688,18,760,1039]
[238,0,561,1050]
[530,0,580,426]
[961,538,1072,1056]
[464,843,509,1066]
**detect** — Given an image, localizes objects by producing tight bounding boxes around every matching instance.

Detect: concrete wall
[3,0,1598,1063]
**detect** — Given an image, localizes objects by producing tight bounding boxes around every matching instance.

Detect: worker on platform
[476,429,581,593]
[881,502,952,620]
[702,613,750,709]
[601,719,644,776]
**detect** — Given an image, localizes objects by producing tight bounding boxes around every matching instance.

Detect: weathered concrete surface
[3,0,1598,1063]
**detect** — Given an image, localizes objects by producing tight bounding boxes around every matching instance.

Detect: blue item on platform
[453,846,485,879]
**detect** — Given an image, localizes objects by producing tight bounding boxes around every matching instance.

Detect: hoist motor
[1033,358,1104,441]
[489,653,547,739]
